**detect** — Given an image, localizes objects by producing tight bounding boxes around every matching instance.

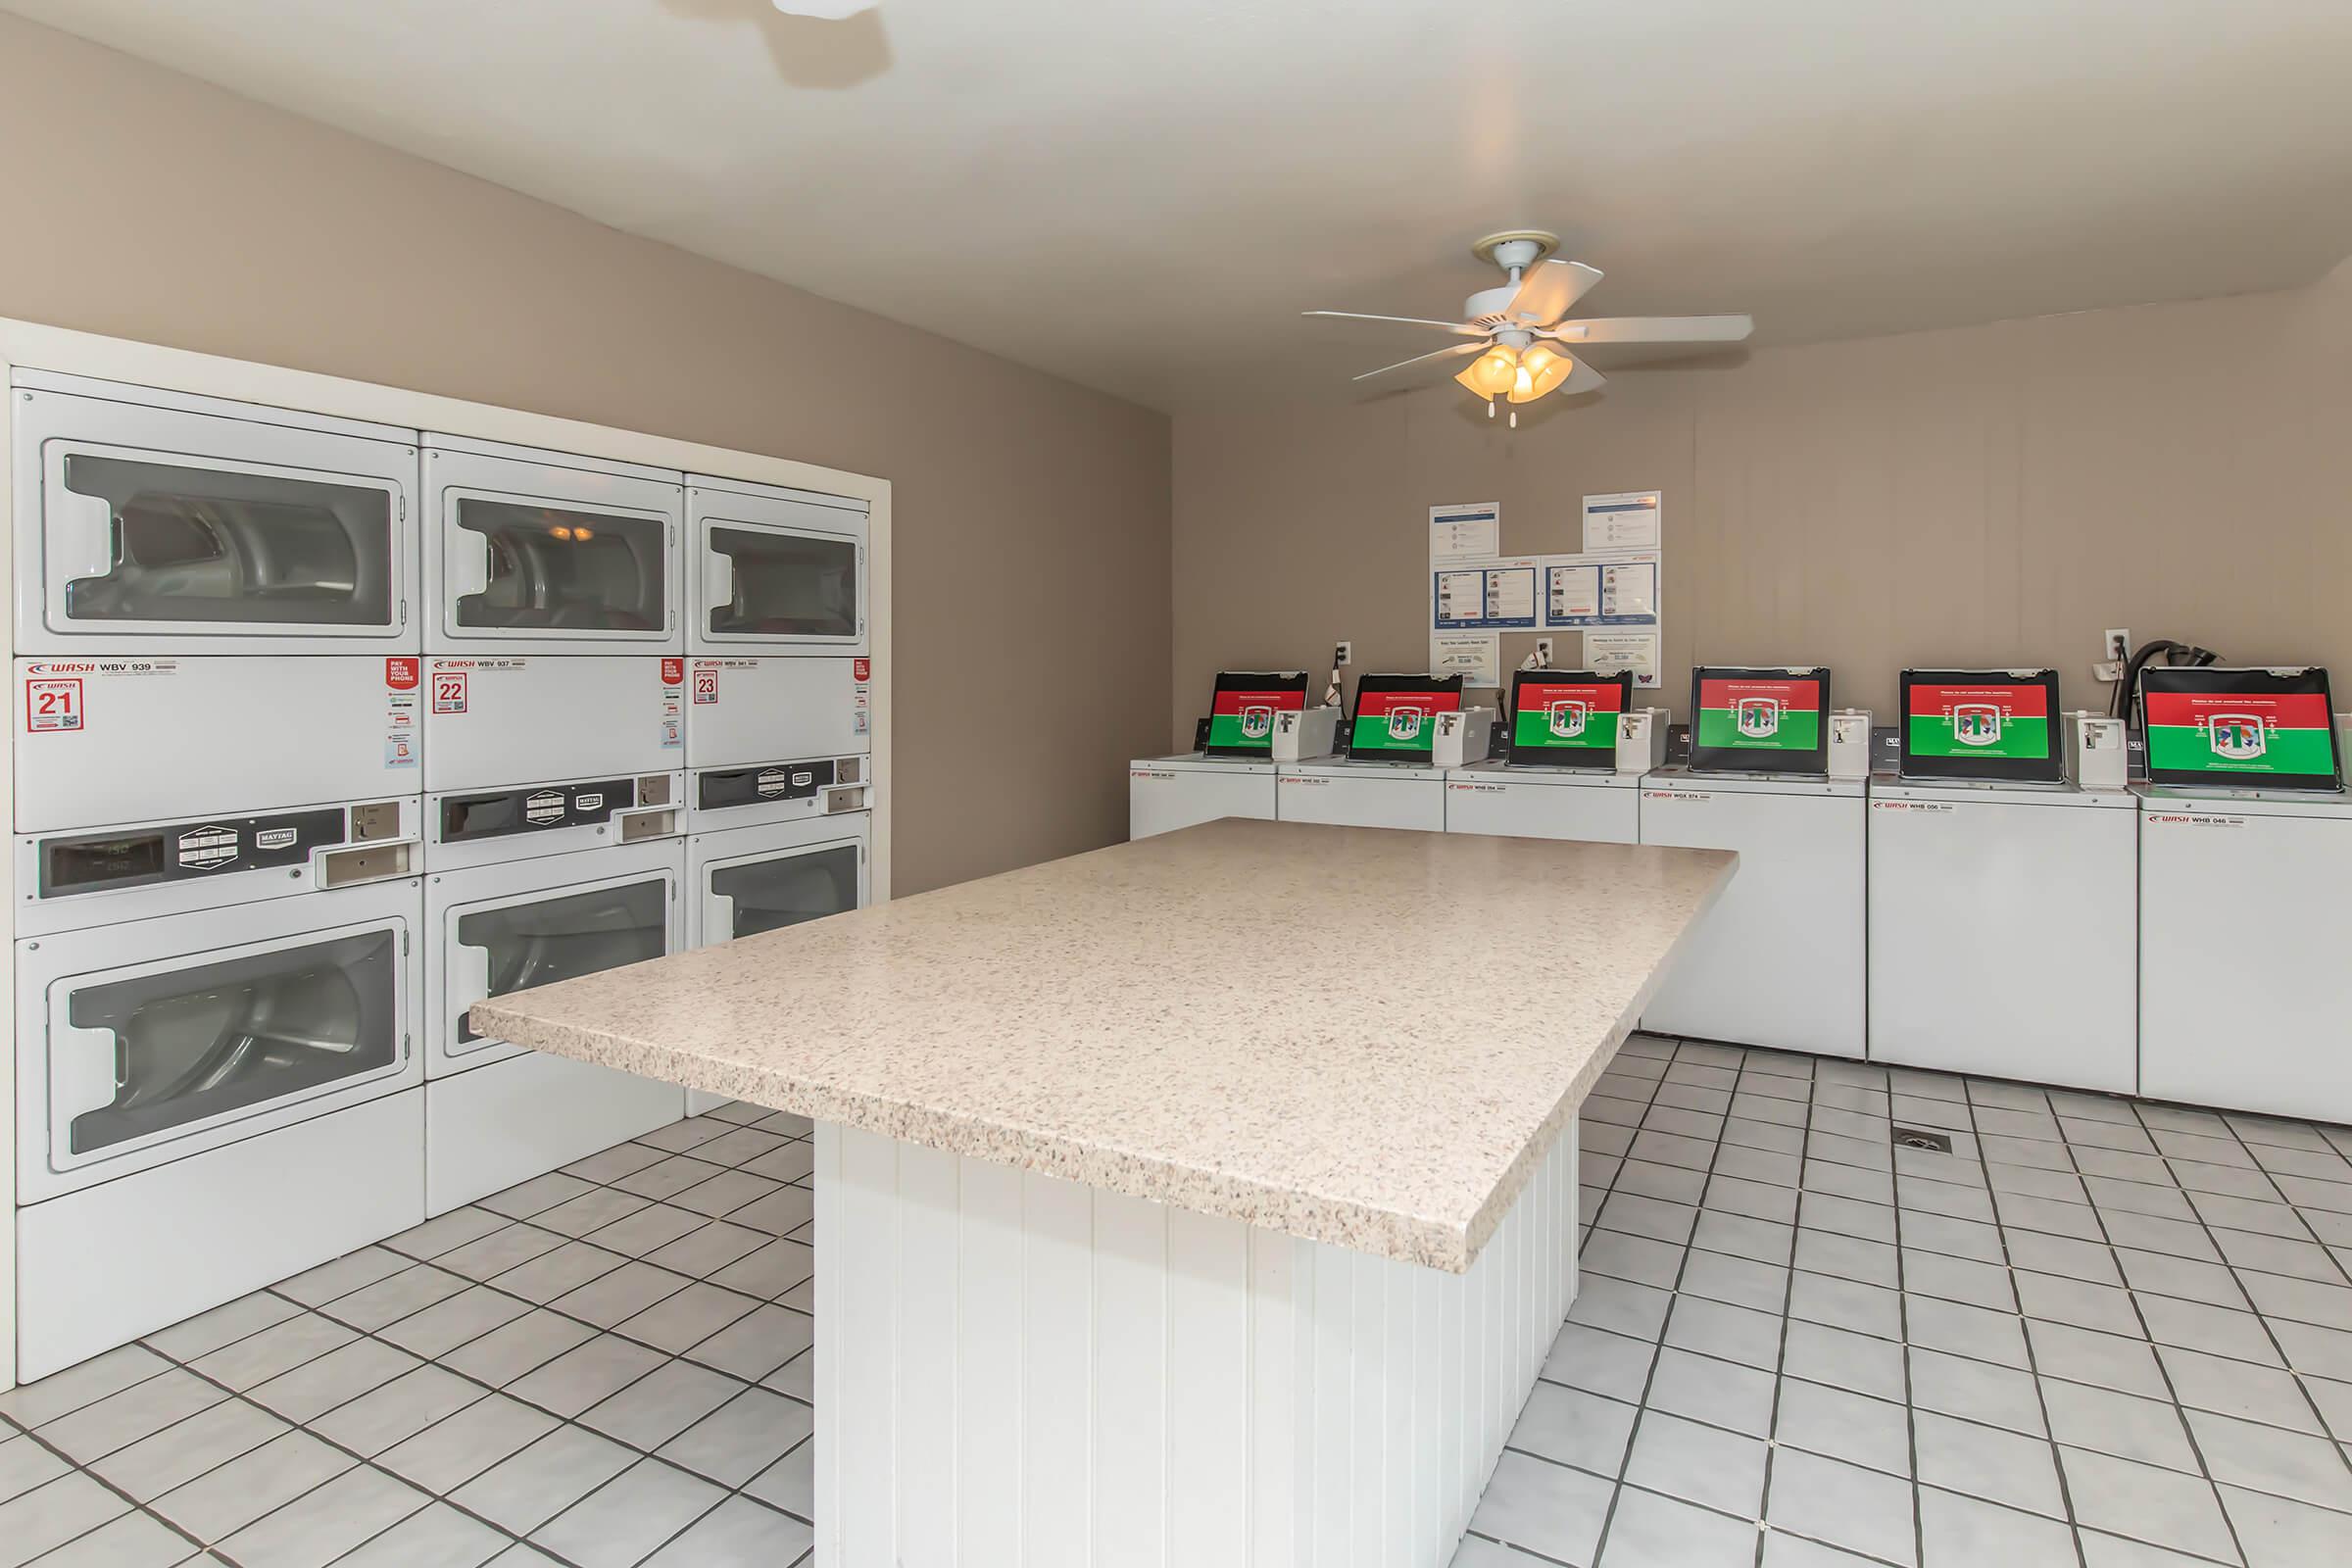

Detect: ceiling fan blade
[1560,359,1607,396]
[1303,310,1482,335]
[1353,343,1484,382]
[1547,315,1753,344]
[1503,261,1604,327]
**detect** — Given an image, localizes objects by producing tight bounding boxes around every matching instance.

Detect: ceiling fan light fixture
[1509,343,1576,404]
[1455,345,1521,398]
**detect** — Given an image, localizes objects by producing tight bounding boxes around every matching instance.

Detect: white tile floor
[5,1039,2352,1566]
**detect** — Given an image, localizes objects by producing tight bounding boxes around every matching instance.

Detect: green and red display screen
[2142,667,2341,792]
[1689,667,1830,774]
[1201,670,1309,758]
[1900,669,2063,784]
[1348,673,1463,761]
[1508,670,1630,768]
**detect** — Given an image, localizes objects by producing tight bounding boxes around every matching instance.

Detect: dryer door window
[454,877,666,1052]
[711,843,859,941]
[454,499,667,633]
[59,454,395,628]
[54,927,401,1165]
[707,525,859,641]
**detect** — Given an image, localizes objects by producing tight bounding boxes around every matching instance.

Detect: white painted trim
[811,1120,1578,1566]
[0,316,894,1393]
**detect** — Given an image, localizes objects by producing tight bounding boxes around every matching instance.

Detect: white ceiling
[14,0,2352,411]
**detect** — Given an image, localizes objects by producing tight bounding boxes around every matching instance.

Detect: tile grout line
[1748,1042,1817,1568]
[1975,1078,2090,1568]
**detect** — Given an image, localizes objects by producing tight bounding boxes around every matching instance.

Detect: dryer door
[705,839,863,943]
[28,909,411,1198]
[701,519,863,648]
[445,873,669,1069]
[17,387,414,653]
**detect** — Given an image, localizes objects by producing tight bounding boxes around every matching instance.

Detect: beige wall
[1175,259,2352,740]
[0,15,1170,897]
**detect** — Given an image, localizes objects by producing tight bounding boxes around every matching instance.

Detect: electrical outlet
[2104,628,2132,662]
[2093,660,2125,683]
[1332,641,1352,666]
[1535,637,1555,664]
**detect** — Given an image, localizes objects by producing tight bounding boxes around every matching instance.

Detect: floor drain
[1891,1126,1954,1153]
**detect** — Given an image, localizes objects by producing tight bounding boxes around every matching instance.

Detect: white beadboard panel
[816,1119,1579,1568]
[1021,1170,1094,1567]
[1094,1189,1168,1567]
[1168,1207,1249,1567]
[834,1125,901,1568]
[896,1142,960,1566]
[956,1157,1026,1565]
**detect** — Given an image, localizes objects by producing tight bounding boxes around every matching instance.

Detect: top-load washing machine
[1445,670,1646,844]
[1276,672,1463,833]
[1639,667,1866,1057]
[685,473,867,656]
[1131,670,1310,838]
[1867,670,2137,1093]
[2135,667,2352,1121]
[11,371,418,656]
[420,432,683,655]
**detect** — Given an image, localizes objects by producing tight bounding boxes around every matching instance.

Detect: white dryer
[685,474,867,655]
[1868,779,2138,1092]
[682,655,871,832]
[1276,760,1447,832]
[1128,754,1277,839]
[16,655,422,833]
[11,371,416,656]
[682,811,870,1114]
[1638,769,1867,1058]
[2139,787,2352,1122]
[423,836,686,1214]
[420,433,682,655]
[1445,761,1642,844]
[14,876,424,1380]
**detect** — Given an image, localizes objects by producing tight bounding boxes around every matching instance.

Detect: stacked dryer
[416,434,695,1214]
[11,373,431,1378]
[678,477,872,1115]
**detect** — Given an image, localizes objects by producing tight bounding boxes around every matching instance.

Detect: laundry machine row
[13,369,871,659]
[7,369,880,1379]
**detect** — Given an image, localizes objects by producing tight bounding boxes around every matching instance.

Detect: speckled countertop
[472,818,1735,1272]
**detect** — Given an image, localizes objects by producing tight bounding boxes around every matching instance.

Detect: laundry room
[3,5,2352,1568]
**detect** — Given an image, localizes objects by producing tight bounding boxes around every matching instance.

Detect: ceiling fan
[1304,230,1753,425]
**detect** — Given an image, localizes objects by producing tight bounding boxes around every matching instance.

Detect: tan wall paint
[1175,261,2352,741]
[0,15,1170,896]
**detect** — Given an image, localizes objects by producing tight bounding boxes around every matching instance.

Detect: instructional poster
[1585,629,1660,688]
[1432,559,1540,631]
[1544,554,1659,628]
[1429,631,1501,690]
[1430,502,1500,564]
[1584,491,1662,551]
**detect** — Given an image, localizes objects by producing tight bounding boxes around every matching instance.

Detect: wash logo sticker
[1952,704,2002,747]
[1907,682,2049,761]
[1512,678,1622,752]
[2144,687,2333,779]
[1352,687,1461,753]
[1735,698,1783,739]
[1696,677,1823,751]
[1207,687,1305,751]
[2206,712,2268,760]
